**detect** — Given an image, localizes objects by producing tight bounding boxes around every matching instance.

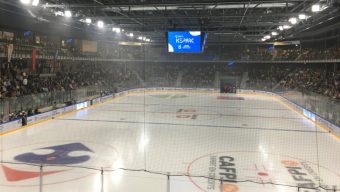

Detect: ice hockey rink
[0,90,339,192]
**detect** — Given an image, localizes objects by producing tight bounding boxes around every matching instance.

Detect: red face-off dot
[281,160,299,167]
[46,156,56,161]
[257,172,269,177]
[222,184,239,192]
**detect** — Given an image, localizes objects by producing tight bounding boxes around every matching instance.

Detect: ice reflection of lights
[92,172,102,192]
[109,158,124,184]
[276,185,290,192]
[138,131,149,152]
[258,145,268,160]
[76,109,88,118]
[268,162,274,170]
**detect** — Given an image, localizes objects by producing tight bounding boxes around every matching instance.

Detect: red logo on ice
[1,165,66,182]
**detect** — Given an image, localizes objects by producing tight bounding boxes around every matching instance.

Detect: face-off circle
[186,151,339,192]
[1,140,119,187]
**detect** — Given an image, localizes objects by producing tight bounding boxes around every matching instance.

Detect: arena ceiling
[0,0,340,44]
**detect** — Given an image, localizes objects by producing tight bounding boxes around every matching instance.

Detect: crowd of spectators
[299,48,340,60]
[273,48,300,61]
[143,64,180,87]
[145,46,340,61]
[247,66,340,100]
[3,37,340,62]
[0,60,113,99]
[228,47,340,61]
[280,68,340,99]
[247,67,290,90]
[0,57,339,124]
[182,64,216,87]
[0,59,140,122]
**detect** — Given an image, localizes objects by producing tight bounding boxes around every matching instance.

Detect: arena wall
[0,88,338,139]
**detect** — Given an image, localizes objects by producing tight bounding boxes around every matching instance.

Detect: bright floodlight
[64,10,72,18]
[138,36,143,40]
[289,17,298,25]
[264,35,271,39]
[283,25,292,29]
[112,27,121,33]
[312,4,320,12]
[271,31,278,36]
[261,38,266,42]
[32,0,39,6]
[299,14,307,20]
[129,33,134,37]
[85,18,92,24]
[20,0,31,5]
[145,39,151,42]
[97,21,104,28]
[43,3,48,9]
[278,26,284,31]
[55,11,63,16]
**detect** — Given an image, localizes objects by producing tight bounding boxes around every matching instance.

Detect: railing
[0,85,114,123]
[245,82,340,127]
[1,77,338,129]
[274,87,340,126]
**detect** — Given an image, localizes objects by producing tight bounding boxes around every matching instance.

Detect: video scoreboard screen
[167,31,204,53]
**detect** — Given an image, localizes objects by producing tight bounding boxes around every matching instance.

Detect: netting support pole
[220,180,223,192]
[166,172,170,192]
[101,168,104,192]
[333,185,337,192]
[39,165,43,192]
[297,186,300,192]
[0,125,3,163]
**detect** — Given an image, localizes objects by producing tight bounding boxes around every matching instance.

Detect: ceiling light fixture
[64,10,72,18]
[298,14,307,20]
[264,35,271,39]
[271,31,278,36]
[32,0,39,6]
[311,4,320,12]
[289,17,298,25]
[85,18,92,24]
[112,27,121,33]
[97,21,104,28]
[20,0,31,5]
[283,25,292,29]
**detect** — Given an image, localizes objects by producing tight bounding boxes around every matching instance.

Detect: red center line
[98,109,302,120]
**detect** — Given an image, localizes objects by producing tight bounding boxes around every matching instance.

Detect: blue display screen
[168,31,201,53]
[24,31,32,37]
[66,37,73,44]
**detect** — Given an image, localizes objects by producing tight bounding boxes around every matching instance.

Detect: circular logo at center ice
[186,151,339,192]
